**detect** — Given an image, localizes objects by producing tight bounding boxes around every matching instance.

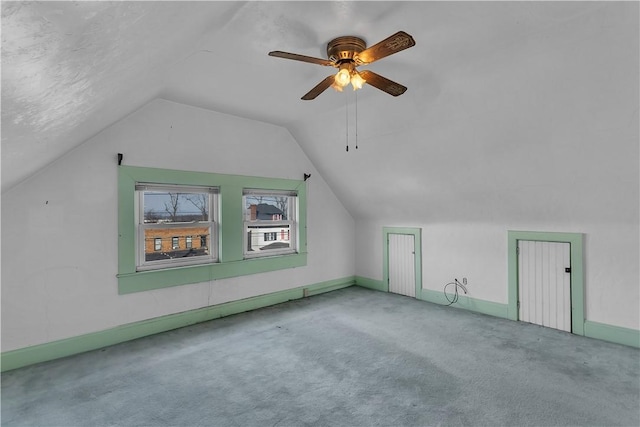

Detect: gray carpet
[2,286,639,426]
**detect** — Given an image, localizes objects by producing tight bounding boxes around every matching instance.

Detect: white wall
[349,3,639,332]
[1,99,355,351]
[356,218,639,331]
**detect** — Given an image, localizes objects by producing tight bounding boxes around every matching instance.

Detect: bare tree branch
[185,194,208,221]
[164,193,181,222]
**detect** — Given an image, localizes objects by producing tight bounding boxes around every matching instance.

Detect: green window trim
[118,166,307,294]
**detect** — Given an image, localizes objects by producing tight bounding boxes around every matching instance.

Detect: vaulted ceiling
[2,1,638,223]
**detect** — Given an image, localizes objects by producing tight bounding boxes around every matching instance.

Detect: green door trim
[508,230,584,336]
[383,227,422,299]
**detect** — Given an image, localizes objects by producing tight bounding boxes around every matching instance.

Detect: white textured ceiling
[2,1,638,222]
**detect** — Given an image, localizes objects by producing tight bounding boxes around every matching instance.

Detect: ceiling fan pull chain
[355,91,358,150]
[346,90,349,152]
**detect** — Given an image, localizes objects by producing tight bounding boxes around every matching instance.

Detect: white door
[518,240,571,332]
[388,234,416,297]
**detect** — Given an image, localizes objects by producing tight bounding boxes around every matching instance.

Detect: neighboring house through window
[243,189,297,258]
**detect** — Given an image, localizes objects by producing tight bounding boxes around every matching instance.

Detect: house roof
[255,204,284,216]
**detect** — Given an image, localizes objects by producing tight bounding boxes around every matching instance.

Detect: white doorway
[518,240,571,332]
[388,233,417,298]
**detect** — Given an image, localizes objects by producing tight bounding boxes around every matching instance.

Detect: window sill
[118,252,307,295]
[243,249,297,260]
[136,256,218,272]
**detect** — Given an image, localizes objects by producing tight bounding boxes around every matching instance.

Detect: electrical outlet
[463,278,467,285]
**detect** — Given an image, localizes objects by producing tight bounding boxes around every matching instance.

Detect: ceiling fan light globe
[335,69,351,87]
[331,81,344,92]
[351,72,366,90]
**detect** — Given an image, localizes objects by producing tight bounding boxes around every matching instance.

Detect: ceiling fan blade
[355,31,416,65]
[301,75,335,100]
[268,51,334,67]
[358,70,407,96]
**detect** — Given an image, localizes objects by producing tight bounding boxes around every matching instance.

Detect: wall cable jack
[443,278,468,306]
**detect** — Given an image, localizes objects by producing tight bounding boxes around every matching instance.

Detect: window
[136,183,218,271]
[118,166,307,294]
[186,236,192,249]
[243,189,297,258]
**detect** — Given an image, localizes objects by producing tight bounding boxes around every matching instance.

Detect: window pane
[246,225,290,252]
[143,192,209,223]
[245,196,288,221]
[144,227,210,261]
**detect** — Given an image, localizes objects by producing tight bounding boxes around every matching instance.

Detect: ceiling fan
[268,31,415,100]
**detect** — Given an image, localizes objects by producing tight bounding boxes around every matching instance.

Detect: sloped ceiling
[2,1,638,223]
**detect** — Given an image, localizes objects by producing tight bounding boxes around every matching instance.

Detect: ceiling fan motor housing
[327,36,366,63]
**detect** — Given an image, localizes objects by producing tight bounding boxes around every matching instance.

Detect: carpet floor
[2,286,639,426]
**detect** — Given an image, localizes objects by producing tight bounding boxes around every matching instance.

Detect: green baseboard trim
[303,276,356,297]
[349,277,637,349]
[1,276,355,372]
[354,276,508,319]
[419,289,510,319]
[584,320,640,348]
[355,276,387,292]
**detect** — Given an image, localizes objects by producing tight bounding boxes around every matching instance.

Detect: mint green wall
[1,99,355,352]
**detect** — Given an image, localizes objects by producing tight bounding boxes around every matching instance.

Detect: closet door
[518,240,571,332]
[388,234,416,298]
